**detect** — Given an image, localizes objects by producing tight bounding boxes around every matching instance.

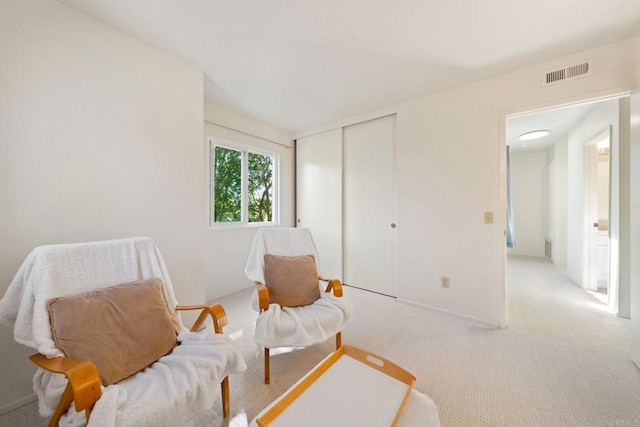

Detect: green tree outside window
[214,146,242,222]
[248,152,273,222]
[211,142,276,225]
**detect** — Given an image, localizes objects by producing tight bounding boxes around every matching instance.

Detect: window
[209,139,278,226]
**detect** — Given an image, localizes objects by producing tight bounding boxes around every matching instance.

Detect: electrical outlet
[484,211,494,224]
[441,276,450,288]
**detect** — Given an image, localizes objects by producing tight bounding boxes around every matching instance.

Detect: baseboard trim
[396,298,501,328]
[0,393,37,416]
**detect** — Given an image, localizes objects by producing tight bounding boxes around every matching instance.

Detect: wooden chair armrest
[256,283,270,311]
[175,303,227,333]
[321,278,343,297]
[29,353,102,412]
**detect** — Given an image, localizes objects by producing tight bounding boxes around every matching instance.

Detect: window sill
[208,222,280,231]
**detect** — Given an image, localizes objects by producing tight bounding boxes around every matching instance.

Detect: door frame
[499,91,628,327]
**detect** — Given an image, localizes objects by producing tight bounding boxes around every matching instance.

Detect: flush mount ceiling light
[518,130,550,141]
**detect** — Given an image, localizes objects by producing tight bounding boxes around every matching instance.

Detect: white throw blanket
[252,289,352,348]
[0,237,247,426]
[0,237,177,356]
[245,227,319,285]
[245,228,352,348]
[40,332,246,427]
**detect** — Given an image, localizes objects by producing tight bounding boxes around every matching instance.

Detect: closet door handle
[390,223,396,229]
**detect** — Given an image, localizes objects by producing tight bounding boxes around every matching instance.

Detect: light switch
[484,212,494,224]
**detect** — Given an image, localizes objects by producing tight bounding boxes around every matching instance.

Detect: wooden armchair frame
[256,278,344,384]
[30,303,230,427]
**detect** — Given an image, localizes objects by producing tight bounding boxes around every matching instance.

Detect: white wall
[389,37,639,325]
[203,102,295,301]
[552,138,569,268]
[617,97,632,318]
[507,152,547,256]
[0,0,205,413]
[630,88,640,369]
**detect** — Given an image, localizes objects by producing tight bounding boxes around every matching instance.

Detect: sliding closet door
[343,115,397,296]
[296,129,343,279]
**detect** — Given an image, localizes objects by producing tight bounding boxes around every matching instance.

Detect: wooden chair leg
[221,376,230,418]
[264,348,270,384]
[336,332,342,349]
[49,382,74,427]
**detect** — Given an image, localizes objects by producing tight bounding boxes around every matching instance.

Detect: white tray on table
[256,345,416,427]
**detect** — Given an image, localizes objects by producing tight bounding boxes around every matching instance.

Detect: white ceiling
[507,102,596,154]
[59,0,640,134]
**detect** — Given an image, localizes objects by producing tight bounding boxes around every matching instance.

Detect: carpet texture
[2,255,639,426]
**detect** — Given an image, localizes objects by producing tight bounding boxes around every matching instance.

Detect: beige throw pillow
[264,254,320,307]
[48,278,179,386]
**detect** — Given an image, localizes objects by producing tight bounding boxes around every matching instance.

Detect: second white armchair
[245,227,352,384]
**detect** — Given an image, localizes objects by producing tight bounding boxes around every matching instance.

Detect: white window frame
[208,137,279,228]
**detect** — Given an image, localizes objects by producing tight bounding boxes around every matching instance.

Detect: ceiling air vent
[542,60,593,86]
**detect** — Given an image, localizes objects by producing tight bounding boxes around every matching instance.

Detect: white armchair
[0,237,246,426]
[245,227,352,384]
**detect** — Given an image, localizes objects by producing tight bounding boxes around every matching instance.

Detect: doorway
[583,130,611,303]
[504,96,623,321]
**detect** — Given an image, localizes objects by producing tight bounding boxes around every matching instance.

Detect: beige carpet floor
[2,255,639,426]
